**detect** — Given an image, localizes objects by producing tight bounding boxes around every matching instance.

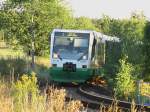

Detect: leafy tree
[0,0,73,55]
[94,12,146,78]
[143,21,150,81]
[95,15,111,34]
[115,56,136,100]
[73,17,98,31]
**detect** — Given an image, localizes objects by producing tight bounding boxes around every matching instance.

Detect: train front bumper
[49,67,93,83]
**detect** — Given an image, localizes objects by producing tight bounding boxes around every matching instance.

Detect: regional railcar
[49,29,120,83]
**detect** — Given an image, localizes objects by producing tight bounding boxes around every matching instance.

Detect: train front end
[49,29,93,83]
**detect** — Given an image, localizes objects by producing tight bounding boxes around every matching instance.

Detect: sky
[65,0,150,19]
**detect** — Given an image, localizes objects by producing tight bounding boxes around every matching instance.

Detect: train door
[92,37,105,68]
[96,38,105,67]
[90,36,97,68]
[90,34,105,76]
[91,34,105,65]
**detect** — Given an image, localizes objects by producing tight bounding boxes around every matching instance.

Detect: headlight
[82,55,87,60]
[53,53,58,59]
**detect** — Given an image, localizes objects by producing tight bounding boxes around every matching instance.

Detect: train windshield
[53,32,90,60]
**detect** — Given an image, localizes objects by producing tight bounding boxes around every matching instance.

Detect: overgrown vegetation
[143,21,150,81]
[0,73,84,112]
[95,13,146,80]
[0,48,27,76]
[0,56,27,75]
[115,56,136,100]
[0,48,50,81]
[0,73,142,112]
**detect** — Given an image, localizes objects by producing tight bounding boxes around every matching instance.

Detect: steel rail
[39,81,150,111]
[77,84,150,111]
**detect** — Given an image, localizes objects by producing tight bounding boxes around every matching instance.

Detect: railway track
[39,81,150,111]
[77,84,150,111]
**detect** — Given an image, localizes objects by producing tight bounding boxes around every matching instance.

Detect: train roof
[52,29,93,34]
[52,29,120,42]
[94,32,120,42]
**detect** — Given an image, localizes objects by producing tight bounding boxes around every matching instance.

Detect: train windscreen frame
[53,32,90,60]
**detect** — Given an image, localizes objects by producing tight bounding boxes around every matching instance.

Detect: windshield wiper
[58,55,62,60]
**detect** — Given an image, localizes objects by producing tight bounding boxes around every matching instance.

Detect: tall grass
[0,48,28,77]
[0,73,143,112]
[0,48,50,81]
[0,80,13,112]
[0,73,84,112]
[0,57,28,76]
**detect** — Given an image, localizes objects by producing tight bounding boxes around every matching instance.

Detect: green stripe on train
[49,67,94,83]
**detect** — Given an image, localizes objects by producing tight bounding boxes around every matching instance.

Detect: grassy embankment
[0,48,50,80]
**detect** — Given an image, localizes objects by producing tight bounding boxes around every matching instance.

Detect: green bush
[12,72,40,112]
[115,56,136,100]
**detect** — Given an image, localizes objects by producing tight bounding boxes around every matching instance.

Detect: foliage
[94,13,146,79]
[115,56,136,100]
[94,15,112,35]
[73,17,98,31]
[96,13,146,41]
[0,56,27,75]
[0,73,84,112]
[0,0,73,55]
[0,48,27,75]
[0,81,13,112]
[0,48,24,56]
[103,41,121,87]
[143,21,150,81]
[12,73,38,111]
[0,73,141,112]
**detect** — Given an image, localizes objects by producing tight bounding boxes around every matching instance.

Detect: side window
[97,39,105,66]
[91,38,96,60]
